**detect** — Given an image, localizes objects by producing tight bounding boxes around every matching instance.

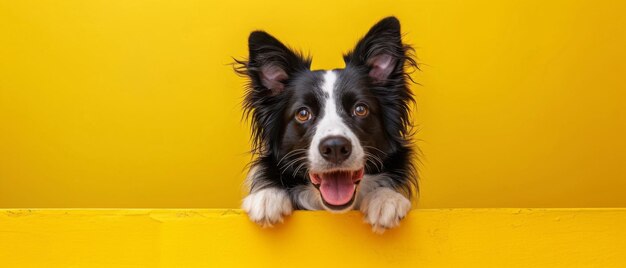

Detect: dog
[235,16,418,233]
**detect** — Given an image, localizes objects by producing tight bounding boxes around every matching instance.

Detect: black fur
[235,16,419,207]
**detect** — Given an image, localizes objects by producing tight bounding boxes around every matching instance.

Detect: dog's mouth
[309,168,364,210]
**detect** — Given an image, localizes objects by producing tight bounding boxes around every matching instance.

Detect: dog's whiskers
[281,155,307,169]
[277,149,308,166]
[280,156,307,176]
[292,162,308,177]
[363,145,388,157]
[364,160,376,173]
[366,158,382,173]
[364,152,384,172]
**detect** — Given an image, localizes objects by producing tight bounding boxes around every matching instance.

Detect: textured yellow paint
[1,1,625,208]
[0,209,625,267]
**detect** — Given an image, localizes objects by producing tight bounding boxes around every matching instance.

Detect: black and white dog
[235,17,418,233]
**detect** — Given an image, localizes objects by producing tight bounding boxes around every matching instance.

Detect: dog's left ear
[344,16,408,84]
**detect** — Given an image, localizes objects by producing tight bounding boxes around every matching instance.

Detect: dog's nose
[319,136,352,164]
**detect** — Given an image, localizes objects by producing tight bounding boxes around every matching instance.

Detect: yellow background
[1,0,624,208]
[3,209,626,267]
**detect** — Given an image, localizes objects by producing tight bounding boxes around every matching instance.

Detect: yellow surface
[0,209,624,267]
[1,1,625,208]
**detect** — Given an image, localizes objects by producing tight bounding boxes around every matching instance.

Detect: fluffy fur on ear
[344,16,417,83]
[236,31,311,94]
[234,31,311,154]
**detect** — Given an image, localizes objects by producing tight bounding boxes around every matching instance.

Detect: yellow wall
[2,209,626,267]
[1,0,624,208]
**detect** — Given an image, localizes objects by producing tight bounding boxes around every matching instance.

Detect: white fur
[359,187,411,234]
[308,71,365,172]
[242,187,293,227]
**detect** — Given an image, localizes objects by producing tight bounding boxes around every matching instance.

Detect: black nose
[319,136,352,164]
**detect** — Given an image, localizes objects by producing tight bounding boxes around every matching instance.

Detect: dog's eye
[353,104,369,117]
[295,107,312,123]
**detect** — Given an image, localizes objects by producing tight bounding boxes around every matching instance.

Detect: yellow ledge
[1,209,625,267]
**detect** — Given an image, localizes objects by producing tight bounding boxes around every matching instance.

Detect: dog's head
[236,17,416,211]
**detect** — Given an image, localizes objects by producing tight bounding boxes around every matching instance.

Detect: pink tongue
[319,172,356,206]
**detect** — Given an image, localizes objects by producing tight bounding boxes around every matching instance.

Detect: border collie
[235,16,418,233]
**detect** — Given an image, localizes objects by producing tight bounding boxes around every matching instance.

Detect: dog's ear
[242,31,310,95]
[344,17,408,84]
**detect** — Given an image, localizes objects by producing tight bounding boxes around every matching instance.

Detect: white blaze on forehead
[308,70,364,171]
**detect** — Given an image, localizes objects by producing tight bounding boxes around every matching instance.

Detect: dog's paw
[242,188,293,227]
[360,188,411,234]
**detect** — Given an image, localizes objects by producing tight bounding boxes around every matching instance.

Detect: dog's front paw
[360,188,411,234]
[242,188,293,227]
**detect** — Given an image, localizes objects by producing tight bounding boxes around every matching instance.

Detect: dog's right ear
[238,31,311,95]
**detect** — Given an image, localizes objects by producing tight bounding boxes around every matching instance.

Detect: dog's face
[282,68,390,211]
[238,17,414,212]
